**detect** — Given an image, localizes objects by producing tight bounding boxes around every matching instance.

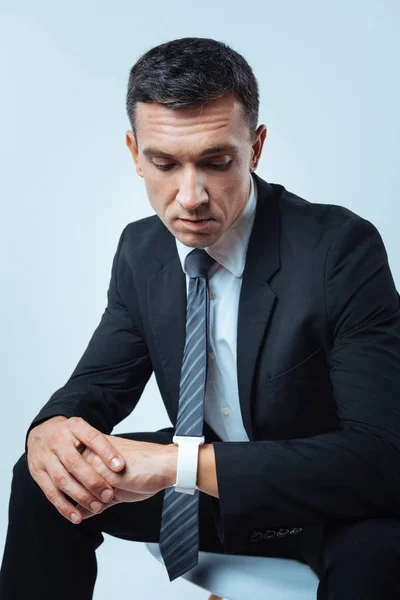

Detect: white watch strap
[172,435,205,494]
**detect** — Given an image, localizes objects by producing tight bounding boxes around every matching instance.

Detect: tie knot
[185,248,216,279]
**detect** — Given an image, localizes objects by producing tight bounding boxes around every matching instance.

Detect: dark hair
[126,37,259,142]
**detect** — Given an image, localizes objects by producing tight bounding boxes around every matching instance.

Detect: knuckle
[87,476,104,492]
[76,491,92,506]
[53,471,69,488]
[84,428,101,445]
[46,487,59,503]
[29,459,40,477]
[64,453,80,470]
[48,430,63,446]
[69,416,83,425]
[57,500,72,515]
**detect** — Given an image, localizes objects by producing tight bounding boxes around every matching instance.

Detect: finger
[80,450,118,486]
[48,423,120,503]
[34,469,85,524]
[90,452,116,479]
[68,417,125,471]
[78,449,120,502]
[80,446,92,460]
[45,454,110,517]
[58,442,119,501]
[76,497,120,520]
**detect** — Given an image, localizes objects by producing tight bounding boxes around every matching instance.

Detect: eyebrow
[142,144,239,159]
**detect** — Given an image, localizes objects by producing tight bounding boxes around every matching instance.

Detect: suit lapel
[236,173,280,440]
[148,254,187,427]
[147,173,281,442]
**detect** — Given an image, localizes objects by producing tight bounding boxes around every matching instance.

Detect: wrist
[164,443,179,489]
[197,444,219,498]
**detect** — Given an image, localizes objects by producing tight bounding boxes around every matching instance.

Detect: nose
[176,169,209,211]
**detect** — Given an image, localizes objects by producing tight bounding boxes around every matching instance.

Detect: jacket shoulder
[274,183,375,240]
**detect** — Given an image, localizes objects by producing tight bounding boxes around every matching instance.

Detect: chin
[176,234,207,248]
[182,233,221,248]
[168,219,222,247]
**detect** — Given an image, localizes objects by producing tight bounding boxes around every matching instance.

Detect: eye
[153,163,175,171]
[208,161,232,171]
[153,160,232,171]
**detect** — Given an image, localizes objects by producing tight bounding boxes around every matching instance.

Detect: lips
[178,218,214,231]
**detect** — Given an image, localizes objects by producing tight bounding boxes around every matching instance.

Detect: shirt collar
[175,172,258,279]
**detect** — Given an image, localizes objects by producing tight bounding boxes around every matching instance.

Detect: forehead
[135,95,249,157]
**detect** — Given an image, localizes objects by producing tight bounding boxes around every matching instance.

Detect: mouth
[178,218,215,231]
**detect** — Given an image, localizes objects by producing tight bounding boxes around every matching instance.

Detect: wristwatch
[172,435,205,494]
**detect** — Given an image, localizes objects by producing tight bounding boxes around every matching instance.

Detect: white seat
[145,542,319,600]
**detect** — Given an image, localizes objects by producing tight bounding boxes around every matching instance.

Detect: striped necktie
[159,248,216,581]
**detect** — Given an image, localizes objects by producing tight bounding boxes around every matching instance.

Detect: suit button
[263,529,276,539]
[277,528,290,537]
[250,531,263,542]
[289,527,303,535]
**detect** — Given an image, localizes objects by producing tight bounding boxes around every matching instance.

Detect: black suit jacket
[25,172,400,555]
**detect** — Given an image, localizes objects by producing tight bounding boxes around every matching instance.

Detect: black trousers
[1,427,400,599]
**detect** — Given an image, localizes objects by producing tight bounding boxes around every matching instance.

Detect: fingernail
[71,512,80,523]
[111,457,122,468]
[101,489,113,502]
[90,501,103,512]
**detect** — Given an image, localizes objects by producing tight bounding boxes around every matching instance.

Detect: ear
[250,124,267,171]
[125,130,143,178]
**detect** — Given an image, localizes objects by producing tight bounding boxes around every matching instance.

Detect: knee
[324,518,400,564]
[318,518,400,598]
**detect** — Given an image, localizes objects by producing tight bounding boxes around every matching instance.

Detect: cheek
[147,196,172,224]
[145,189,175,222]
[143,176,166,205]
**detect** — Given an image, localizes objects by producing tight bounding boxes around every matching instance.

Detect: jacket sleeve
[212,214,400,554]
[25,224,153,457]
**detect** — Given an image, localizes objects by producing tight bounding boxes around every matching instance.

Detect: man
[1,36,400,598]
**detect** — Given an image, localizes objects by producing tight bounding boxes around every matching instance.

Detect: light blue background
[1,1,399,598]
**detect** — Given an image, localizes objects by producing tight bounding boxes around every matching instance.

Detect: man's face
[126,94,266,248]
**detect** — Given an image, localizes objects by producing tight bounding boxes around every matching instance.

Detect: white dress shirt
[175,172,257,452]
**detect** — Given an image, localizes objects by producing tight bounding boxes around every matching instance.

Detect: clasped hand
[76,435,177,520]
